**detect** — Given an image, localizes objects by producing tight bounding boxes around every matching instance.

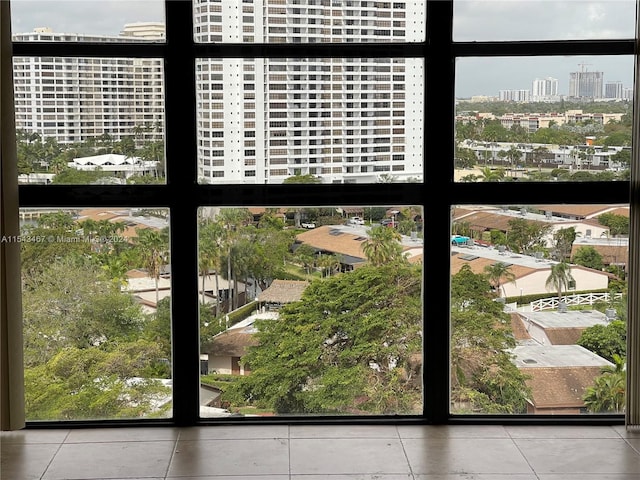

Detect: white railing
[529,292,623,312]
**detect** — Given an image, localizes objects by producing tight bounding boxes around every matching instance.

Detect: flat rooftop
[518,309,610,329]
[510,344,614,368]
[452,243,557,270]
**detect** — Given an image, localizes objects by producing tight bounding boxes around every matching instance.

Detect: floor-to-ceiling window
[4,0,637,427]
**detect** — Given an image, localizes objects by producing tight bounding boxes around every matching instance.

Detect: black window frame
[12,0,633,427]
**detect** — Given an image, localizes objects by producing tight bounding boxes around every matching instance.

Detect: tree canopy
[222,263,423,414]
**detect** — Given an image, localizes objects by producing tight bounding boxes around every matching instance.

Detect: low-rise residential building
[451,243,612,299]
[510,344,614,414]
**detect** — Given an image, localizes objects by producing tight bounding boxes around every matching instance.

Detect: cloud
[10,0,165,35]
[453,0,635,41]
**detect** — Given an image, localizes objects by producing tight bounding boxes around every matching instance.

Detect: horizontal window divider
[12,42,429,59]
[452,39,635,57]
[193,42,426,58]
[11,41,169,58]
[448,181,631,205]
[17,183,424,208]
[18,182,631,208]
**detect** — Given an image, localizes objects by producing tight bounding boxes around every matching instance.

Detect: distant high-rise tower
[569,65,603,99]
[498,89,530,102]
[605,81,624,99]
[531,77,559,102]
[531,77,558,97]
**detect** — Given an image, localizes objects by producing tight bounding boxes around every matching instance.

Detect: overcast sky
[9,0,638,97]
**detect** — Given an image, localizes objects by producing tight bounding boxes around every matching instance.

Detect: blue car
[451,235,471,245]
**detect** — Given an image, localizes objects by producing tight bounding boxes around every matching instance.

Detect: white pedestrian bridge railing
[525,292,624,312]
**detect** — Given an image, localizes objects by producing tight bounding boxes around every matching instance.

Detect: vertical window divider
[625,0,640,429]
[164,0,201,426]
[423,0,453,424]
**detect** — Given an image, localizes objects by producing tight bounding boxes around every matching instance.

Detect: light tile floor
[3,424,640,479]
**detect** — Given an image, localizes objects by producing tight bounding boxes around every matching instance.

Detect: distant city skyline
[455,56,634,99]
[9,1,637,99]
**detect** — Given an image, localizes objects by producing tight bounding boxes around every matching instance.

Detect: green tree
[222,263,423,414]
[506,217,552,254]
[551,226,577,261]
[545,261,575,309]
[450,264,531,413]
[577,320,626,363]
[24,343,171,420]
[51,168,111,184]
[145,296,172,370]
[295,243,317,275]
[583,354,626,413]
[134,227,170,306]
[572,245,604,271]
[455,143,477,169]
[217,208,253,312]
[362,225,404,266]
[22,258,146,367]
[478,166,505,182]
[598,212,629,236]
[282,174,322,184]
[483,261,516,298]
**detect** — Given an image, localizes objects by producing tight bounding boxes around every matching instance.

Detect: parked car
[348,217,365,225]
[301,222,316,229]
[380,218,397,227]
[451,235,471,245]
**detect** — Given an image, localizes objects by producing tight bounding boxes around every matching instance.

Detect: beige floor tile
[505,425,620,439]
[291,475,414,480]
[413,475,538,480]
[65,427,180,443]
[167,438,289,477]
[290,424,400,438]
[289,437,411,475]
[1,428,70,444]
[397,425,509,439]
[1,443,61,480]
[515,438,640,475]
[402,437,534,475]
[178,424,289,440]
[168,477,289,480]
[41,440,175,480]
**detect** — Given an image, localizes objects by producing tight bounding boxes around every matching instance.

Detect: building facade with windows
[13,2,426,185]
[12,24,165,146]
[568,69,604,99]
[193,0,425,184]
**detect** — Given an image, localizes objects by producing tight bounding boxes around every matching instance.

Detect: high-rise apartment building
[531,76,558,101]
[498,89,530,102]
[13,2,425,184]
[12,24,165,146]
[193,0,425,184]
[605,80,624,100]
[568,66,604,99]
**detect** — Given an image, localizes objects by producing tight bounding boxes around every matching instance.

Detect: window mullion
[164,0,200,426]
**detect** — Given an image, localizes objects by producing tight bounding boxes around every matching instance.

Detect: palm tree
[545,261,575,310]
[478,166,505,182]
[134,227,170,307]
[362,225,403,266]
[217,208,252,313]
[483,262,516,298]
[583,354,626,413]
[198,219,222,306]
